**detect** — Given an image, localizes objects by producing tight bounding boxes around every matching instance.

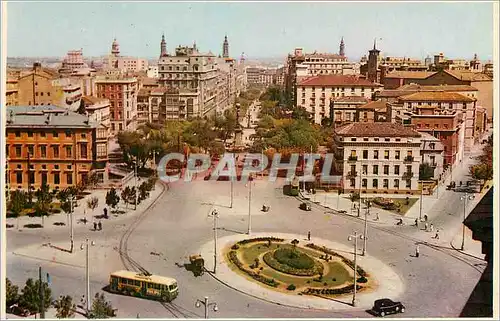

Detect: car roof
[375,298,395,304]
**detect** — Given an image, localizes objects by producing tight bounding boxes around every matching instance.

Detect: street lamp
[81,238,96,316]
[460,193,474,250]
[210,209,219,274]
[347,231,364,307]
[247,174,253,235]
[132,157,138,210]
[419,180,423,221]
[362,201,370,256]
[195,296,218,319]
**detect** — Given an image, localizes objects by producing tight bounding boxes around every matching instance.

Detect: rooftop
[6,105,97,129]
[333,96,370,103]
[335,122,421,138]
[399,91,476,102]
[398,83,478,92]
[384,71,436,79]
[82,95,110,106]
[357,100,388,111]
[445,70,492,82]
[110,270,177,285]
[299,75,381,87]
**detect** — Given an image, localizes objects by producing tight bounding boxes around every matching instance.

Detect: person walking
[414,218,418,227]
[424,222,429,231]
[430,223,434,232]
[93,222,97,231]
[98,221,102,231]
[307,231,311,241]
[103,208,108,219]
[434,229,440,239]
[415,244,420,258]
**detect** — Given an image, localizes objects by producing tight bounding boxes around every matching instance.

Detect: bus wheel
[162,296,168,302]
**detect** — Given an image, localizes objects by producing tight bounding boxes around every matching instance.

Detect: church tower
[367,38,380,82]
[223,35,229,58]
[160,34,168,58]
[339,37,345,57]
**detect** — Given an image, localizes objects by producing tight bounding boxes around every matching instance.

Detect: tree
[33,183,53,224]
[88,292,115,319]
[54,295,75,319]
[87,196,99,214]
[6,278,19,310]
[120,186,136,209]
[469,163,493,181]
[291,239,299,252]
[419,163,435,180]
[8,190,28,218]
[85,172,100,189]
[77,99,87,115]
[213,110,237,143]
[350,192,360,210]
[105,188,120,210]
[18,278,52,316]
[138,182,150,202]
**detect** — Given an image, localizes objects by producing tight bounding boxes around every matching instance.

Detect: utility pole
[81,238,94,316]
[195,296,218,319]
[460,193,474,250]
[27,152,32,205]
[70,196,74,253]
[358,166,362,217]
[248,175,253,235]
[362,201,369,256]
[211,210,219,274]
[419,180,423,221]
[134,158,138,210]
[347,231,364,307]
[230,155,234,208]
[39,266,45,319]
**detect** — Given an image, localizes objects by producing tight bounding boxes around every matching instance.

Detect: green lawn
[370,197,418,216]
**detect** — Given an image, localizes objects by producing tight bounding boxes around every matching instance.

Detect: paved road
[6,176,485,318]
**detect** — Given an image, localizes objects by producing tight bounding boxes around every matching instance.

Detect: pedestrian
[434,229,440,239]
[415,244,420,258]
[93,222,97,231]
[424,222,429,231]
[375,213,380,221]
[98,221,102,231]
[308,231,311,241]
[104,207,108,219]
[430,223,434,232]
[414,218,418,227]
[424,214,428,222]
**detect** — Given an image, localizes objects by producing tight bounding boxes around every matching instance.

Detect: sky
[5,1,495,61]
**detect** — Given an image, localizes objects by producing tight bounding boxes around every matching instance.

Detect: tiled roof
[376,90,415,98]
[358,100,387,111]
[335,122,421,138]
[82,95,109,106]
[445,70,492,82]
[398,84,478,92]
[6,105,98,128]
[140,77,159,86]
[399,91,475,102]
[299,75,381,87]
[333,96,370,103]
[384,71,436,79]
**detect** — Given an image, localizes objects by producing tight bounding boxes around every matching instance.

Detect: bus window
[135,280,140,286]
[169,284,176,291]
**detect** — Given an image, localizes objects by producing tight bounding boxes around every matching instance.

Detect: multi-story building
[16,63,59,106]
[376,83,479,102]
[333,122,422,194]
[59,49,88,74]
[5,105,109,190]
[147,65,159,78]
[297,75,382,124]
[355,100,392,124]
[95,76,138,134]
[330,96,370,125]
[6,78,19,106]
[419,132,445,180]
[380,56,428,72]
[117,57,149,72]
[245,67,276,86]
[397,91,478,154]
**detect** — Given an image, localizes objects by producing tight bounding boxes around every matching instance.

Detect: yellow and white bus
[109,270,179,302]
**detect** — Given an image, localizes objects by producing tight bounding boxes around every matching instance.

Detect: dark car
[372,298,405,317]
[299,202,311,211]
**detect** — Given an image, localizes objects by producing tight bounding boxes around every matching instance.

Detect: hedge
[302,284,363,296]
[236,237,284,246]
[228,250,279,288]
[263,251,323,277]
[306,243,367,277]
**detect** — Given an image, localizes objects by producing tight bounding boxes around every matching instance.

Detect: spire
[373,38,377,50]
[160,33,167,58]
[223,34,229,58]
[339,37,345,57]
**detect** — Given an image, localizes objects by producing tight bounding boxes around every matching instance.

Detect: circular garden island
[226,237,373,298]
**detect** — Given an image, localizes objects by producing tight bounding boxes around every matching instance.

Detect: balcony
[347,171,357,178]
[402,172,414,179]
[347,156,358,162]
[404,156,414,163]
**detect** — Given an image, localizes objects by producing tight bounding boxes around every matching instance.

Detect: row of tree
[469,133,493,181]
[6,278,115,319]
[105,176,157,211]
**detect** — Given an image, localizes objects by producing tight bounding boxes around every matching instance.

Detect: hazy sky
[6,1,495,61]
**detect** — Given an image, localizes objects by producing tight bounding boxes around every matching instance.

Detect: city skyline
[6,1,495,61]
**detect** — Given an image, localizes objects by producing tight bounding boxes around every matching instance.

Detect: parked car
[299,202,311,211]
[372,298,405,317]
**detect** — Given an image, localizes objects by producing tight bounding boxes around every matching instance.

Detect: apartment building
[330,96,370,125]
[117,57,149,72]
[297,75,382,124]
[6,78,19,106]
[333,122,422,194]
[5,105,109,190]
[420,132,445,180]
[246,67,275,86]
[95,76,138,134]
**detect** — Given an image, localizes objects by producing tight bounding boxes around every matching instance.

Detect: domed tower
[160,34,168,57]
[222,35,229,58]
[111,38,120,57]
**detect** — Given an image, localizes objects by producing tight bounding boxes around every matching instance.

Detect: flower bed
[263,251,324,276]
[228,250,279,288]
[237,237,284,246]
[302,284,363,296]
[305,243,367,277]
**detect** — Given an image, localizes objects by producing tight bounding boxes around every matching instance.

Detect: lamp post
[27,152,33,205]
[210,209,219,274]
[69,195,75,253]
[195,296,218,319]
[230,154,234,208]
[132,157,138,210]
[362,201,369,256]
[247,175,253,235]
[460,193,474,250]
[358,166,363,217]
[81,238,95,317]
[419,180,423,221]
[347,231,364,307]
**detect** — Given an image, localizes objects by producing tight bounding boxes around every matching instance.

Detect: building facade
[5,106,108,191]
[297,75,382,124]
[419,132,445,180]
[6,78,19,106]
[333,122,422,194]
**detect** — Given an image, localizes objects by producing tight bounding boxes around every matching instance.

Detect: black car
[372,298,405,317]
[299,202,311,211]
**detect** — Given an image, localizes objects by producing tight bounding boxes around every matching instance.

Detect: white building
[147,65,159,78]
[334,122,422,194]
[419,132,445,180]
[117,57,149,72]
[297,75,382,124]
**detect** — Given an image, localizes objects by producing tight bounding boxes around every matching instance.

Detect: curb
[449,239,486,262]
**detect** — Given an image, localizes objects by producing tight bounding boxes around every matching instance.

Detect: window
[66,173,73,185]
[81,143,88,158]
[373,165,379,175]
[40,131,46,137]
[373,179,378,188]
[40,146,46,158]
[362,150,368,159]
[350,150,356,157]
[81,133,86,139]
[66,146,72,158]
[53,131,58,138]
[41,172,47,185]
[15,131,21,138]
[362,165,368,175]
[66,131,71,138]
[462,103,467,110]
[350,179,355,187]
[362,179,367,187]
[407,150,413,157]
[15,146,21,157]
[42,165,47,170]
[16,172,22,184]
[394,165,400,175]
[383,179,389,188]
[52,145,59,158]
[27,145,34,156]
[406,179,411,188]
[28,132,33,137]
[395,150,400,160]
[53,173,60,185]
[429,143,435,150]
[384,150,389,160]
[394,179,400,189]
[384,165,389,175]
[363,138,369,142]
[373,150,379,159]
[406,165,412,173]
[29,171,35,184]
[385,138,390,142]
[374,138,379,141]
[41,92,44,96]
